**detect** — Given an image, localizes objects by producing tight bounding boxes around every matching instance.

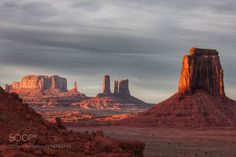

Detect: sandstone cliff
[7,75,67,93]
[6,75,86,106]
[178,48,225,97]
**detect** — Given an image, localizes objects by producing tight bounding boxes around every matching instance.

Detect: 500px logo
[9,133,38,142]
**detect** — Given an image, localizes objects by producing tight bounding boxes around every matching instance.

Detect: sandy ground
[35,107,236,157]
[69,126,236,157]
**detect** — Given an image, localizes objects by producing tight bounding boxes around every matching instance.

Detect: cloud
[0,0,236,103]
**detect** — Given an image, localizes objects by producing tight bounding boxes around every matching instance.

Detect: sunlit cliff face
[178,48,225,97]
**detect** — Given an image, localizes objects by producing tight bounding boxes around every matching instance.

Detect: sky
[0,0,236,103]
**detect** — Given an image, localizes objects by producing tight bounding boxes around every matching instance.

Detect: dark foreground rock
[0,87,145,157]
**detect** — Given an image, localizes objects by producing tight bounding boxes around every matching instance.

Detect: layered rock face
[6,75,86,106]
[178,48,225,97]
[122,48,236,128]
[7,75,67,92]
[118,79,130,97]
[102,75,111,95]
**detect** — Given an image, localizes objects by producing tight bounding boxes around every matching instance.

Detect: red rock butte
[7,75,67,92]
[178,47,225,97]
[79,75,149,110]
[121,48,236,128]
[5,75,86,106]
[102,75,111,95]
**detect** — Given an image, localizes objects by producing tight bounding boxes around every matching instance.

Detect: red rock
[34,149,43,156]
[113,80,119,95]
[73,81,78,93]
[178,47,225,97]
[42,148,56,156]
[79,76,149,110]
[122,48,236,128]
[55,117,66,129]
[95,130,104,137]
[0,145,8,152]
[118,79,130,97]
[0,87,145,156]
[5,75,86,106]
[123,91,236,128]
[2,151,17,157]
[7,75,67,92]
[20,143,34,152]
[103,75,111,95]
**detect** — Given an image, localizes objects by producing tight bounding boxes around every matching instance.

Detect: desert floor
[69,126,236,157]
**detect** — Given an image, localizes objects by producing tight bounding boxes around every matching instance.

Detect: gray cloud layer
[0,0,236,103]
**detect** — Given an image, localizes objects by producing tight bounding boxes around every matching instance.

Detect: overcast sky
[0,0,236,103]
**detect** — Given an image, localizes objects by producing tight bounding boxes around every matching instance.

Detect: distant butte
[6,75,67,92]
[121,48,236,128]
[78,75,152,110]
[5,75,86,106]
[5,74,151,110]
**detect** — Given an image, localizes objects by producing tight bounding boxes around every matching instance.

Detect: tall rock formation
[112,79,131,97]
[114,80,119,95]
[73,81,78,93]
[178,47,225,97]
[102,75,111,95]
[82,76,149,109]
[122,48,236,128]
[99,75,131,97]
[118,79,130,97]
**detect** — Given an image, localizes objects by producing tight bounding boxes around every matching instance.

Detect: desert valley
[0,48,236,157]
[1,0,236,156]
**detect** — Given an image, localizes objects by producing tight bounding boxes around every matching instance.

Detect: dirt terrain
[71,126,236,157]
[0,87,145,157]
